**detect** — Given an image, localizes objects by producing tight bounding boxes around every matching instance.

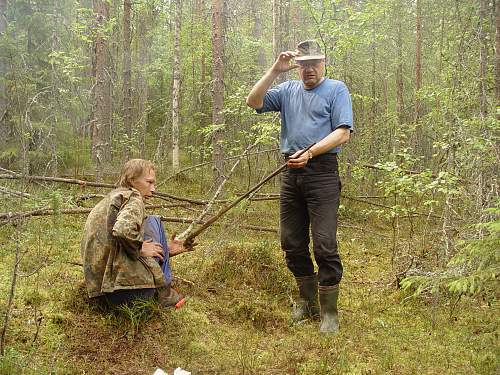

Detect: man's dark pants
[280,153,343,287]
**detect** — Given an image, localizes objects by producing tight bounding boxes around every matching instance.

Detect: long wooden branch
[0,207,278,234]
[177,142,257,240]
[0,174,206,205]
[0,204,190,223]
[183,144,315,243]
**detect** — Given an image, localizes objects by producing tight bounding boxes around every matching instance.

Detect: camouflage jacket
[80,188,165,298]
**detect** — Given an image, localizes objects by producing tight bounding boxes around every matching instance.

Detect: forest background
[0,0,498,374]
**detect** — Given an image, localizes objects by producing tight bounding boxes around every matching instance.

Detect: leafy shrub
[401,206,500,300]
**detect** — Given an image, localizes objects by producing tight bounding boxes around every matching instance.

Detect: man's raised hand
[271,50,300,74]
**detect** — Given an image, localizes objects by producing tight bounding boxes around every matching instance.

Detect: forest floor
[0,181,498,375]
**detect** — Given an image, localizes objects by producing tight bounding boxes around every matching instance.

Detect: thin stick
[183,144,315,243]
[177,142,257,240]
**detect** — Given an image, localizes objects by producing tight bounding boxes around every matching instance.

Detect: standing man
[246,40,353,333]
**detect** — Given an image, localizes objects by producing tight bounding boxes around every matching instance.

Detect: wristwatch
[307,150,313,160]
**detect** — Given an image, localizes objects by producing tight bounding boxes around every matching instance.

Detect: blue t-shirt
[257,78,353,154]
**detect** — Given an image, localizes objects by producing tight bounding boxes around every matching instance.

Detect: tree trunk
[396,7,404,127]
[272,0,280,59]
[251,1,266,69]
[414,0,422,123]
[0,0,7,148]
[136,3,151,157]
[172,0,182,172]
[50,0,60,175]
[122,0,132,161]
[92,0,112,181]
[496,0,500,113]
[479,0,488,117]
[211,0,224,187]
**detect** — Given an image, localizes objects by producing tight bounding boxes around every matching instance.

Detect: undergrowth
[0,183,498,374]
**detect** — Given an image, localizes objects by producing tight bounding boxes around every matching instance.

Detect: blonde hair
[117,159,156,188]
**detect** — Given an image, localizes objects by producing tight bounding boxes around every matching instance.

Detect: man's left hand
[287,149,312,169]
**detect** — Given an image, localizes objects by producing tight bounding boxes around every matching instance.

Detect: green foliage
[401,206,500,300]
[373,148,460,219]
[446,207,500,296]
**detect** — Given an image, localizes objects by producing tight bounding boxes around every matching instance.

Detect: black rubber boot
[319,284,340,334]
[291,274,320,323]
[156,283,182,308]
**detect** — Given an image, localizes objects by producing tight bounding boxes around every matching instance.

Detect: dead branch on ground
[0,186,32,198]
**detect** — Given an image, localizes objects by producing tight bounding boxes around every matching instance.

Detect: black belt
[283,152,337,160]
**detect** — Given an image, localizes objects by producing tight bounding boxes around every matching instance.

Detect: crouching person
[80,159,194,308]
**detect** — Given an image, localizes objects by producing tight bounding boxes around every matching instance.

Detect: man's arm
[111,192,145,259]
[287,126,351,169]
[246,50,299,110]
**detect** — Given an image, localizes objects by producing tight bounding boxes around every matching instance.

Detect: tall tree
[0,0,7,148]
[478,0,488,117]
[414,0,422,123]
[272,0,281,85]
[251,1,266,69]
[496,0,500,113]
[171,0,182,172]
[92,0,112,180]
[122,0,132,161]
[396,3,404,127]
[135,3,152,157]
[211,0,224,186]
[50,0,60,175]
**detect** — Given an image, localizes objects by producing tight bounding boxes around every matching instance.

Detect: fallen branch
[0,167,17,175]
[0,204,192,224]
[0,208,278,234]
[0,173,206,205]
[183,144,315,243]
[0,186,32,198]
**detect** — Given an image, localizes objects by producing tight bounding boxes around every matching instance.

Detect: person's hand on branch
[168,233,197,256]
[287,148,313,169]
[271,50,300,74]
[140,239,164,261]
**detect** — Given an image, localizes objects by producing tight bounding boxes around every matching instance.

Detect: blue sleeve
[256,82,287,114]
[330,84,354,131]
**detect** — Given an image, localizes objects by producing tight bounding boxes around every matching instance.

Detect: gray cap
[295,39,325,61]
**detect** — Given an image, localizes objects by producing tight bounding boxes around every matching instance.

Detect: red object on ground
[175,298,186,309]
